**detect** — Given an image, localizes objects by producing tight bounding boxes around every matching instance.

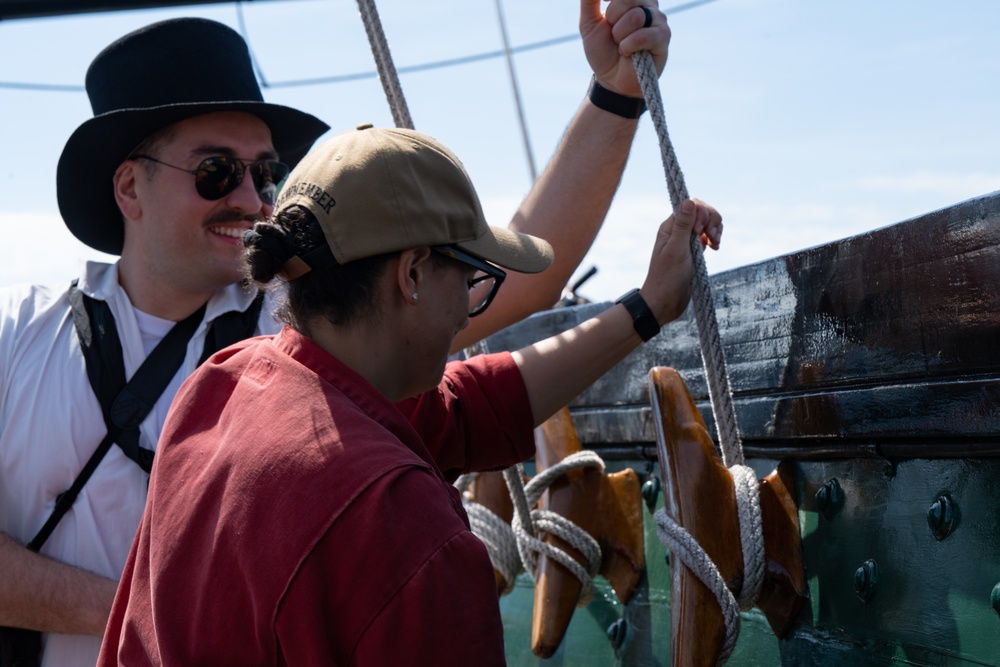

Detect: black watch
[616,289,660,342]
[588,76,646,119]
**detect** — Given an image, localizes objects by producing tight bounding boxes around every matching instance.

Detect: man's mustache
[204,210,264,226]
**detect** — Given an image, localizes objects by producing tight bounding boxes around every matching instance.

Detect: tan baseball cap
[274,123,554,274]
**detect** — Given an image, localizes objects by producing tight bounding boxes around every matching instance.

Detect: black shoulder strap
[198,291,264,365]
[26,282,205,551]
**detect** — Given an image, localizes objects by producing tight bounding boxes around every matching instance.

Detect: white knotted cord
[457,452,607,607]
[631,50,764,664]
[355,0,413,130]
[653,507,740,662]
[512,451,605,607]
[455,473,521,595]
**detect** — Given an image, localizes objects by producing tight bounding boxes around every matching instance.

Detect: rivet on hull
[815,478,844,520]
[642,476,661,513]
[606,618,628,649]
[854,559,879,603]
[927,494,958,541]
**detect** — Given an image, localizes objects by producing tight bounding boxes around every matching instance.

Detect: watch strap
[588,76,646,119]
[616,288,660,342]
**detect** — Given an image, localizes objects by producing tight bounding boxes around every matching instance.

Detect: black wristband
[616,289,660,342]
[588,76,646,119]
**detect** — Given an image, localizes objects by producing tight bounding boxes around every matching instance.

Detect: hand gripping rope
[632,49,763,664]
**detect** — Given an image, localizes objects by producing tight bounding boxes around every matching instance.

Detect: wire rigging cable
[0,0,722,92]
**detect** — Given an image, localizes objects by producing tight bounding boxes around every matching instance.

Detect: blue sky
[1,0,998,302]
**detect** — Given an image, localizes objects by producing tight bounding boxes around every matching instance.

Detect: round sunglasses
[131,154,290,205]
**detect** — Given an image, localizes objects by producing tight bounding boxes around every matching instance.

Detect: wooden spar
[531,407,645,659]
[649,367,807,665]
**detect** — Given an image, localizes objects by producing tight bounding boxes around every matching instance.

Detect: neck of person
[117,255,216,322]
[304,312,416,404]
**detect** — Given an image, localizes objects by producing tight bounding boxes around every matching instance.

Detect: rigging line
[0,33,580,92]
[234,0,269,88]
[356,0,412,129]
[0,0,723,93]
[0,81,82,91]
[262,34,581,89]
[494,0,537,182]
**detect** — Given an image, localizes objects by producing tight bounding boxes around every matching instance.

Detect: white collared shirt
[0,260,280,666]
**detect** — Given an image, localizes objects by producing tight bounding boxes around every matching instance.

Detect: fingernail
[681,200,694,214]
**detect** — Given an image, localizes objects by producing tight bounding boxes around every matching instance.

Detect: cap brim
[456,225,554,274]
[57,101,329,255]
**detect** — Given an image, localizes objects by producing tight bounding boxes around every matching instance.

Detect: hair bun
[245,222,297,283]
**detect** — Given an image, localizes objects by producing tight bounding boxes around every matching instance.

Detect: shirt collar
[77,260,260,323]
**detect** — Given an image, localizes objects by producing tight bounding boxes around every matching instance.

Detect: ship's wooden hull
[484,191,1000,665]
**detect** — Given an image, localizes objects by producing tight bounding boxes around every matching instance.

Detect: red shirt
[98,326,535,666]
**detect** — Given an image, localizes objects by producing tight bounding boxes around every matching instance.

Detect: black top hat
[57,17,330,255]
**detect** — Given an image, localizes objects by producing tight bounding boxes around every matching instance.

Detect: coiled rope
[632,49,763,664]
[456,451,607,607]
[455,472,522,594]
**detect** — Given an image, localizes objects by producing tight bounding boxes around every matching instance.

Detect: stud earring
[412,293,419,302]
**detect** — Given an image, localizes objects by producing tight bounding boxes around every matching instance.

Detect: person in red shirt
[98,124,721,665]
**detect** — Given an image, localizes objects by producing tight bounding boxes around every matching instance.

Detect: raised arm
[0,532,116,637]
[513,198,722,424]
[452,0,670,351]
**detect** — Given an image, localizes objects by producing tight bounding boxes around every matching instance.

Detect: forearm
[453,99,639,351]
[0,532,116,637]
[510,195,723,426]
[512,302,641,425]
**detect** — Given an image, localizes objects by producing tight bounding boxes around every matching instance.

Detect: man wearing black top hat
[0,2,673,664]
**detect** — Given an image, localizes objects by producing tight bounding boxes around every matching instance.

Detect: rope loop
[456,473,522,595]
[458,453,608,607]
[654,507,740,664]
[729,464,764,610]
[509,451,605,601]
[523,450,605,507]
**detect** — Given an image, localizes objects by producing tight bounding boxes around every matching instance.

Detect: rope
[355,0,413,129]
[654,507,740,663]
[456,473,521,594]
[513,451,605,607]
[632,50,763,663]
[650,467,763,664]
[631,50,743,466]
[730,464,764,610]
[493,0,538,181]
[457,452,607,607]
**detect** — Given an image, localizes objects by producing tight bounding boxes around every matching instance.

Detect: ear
[113,160,142,221]
[396,247,433,306]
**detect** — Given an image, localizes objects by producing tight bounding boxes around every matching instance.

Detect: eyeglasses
[130,154,289,205]
[432,245,506,318]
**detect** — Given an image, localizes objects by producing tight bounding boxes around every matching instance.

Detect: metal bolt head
[815,478,843,520]
[854,559,879,603]
[607,618,628,649]
[927,494,958,541]
[642,477,661,513]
